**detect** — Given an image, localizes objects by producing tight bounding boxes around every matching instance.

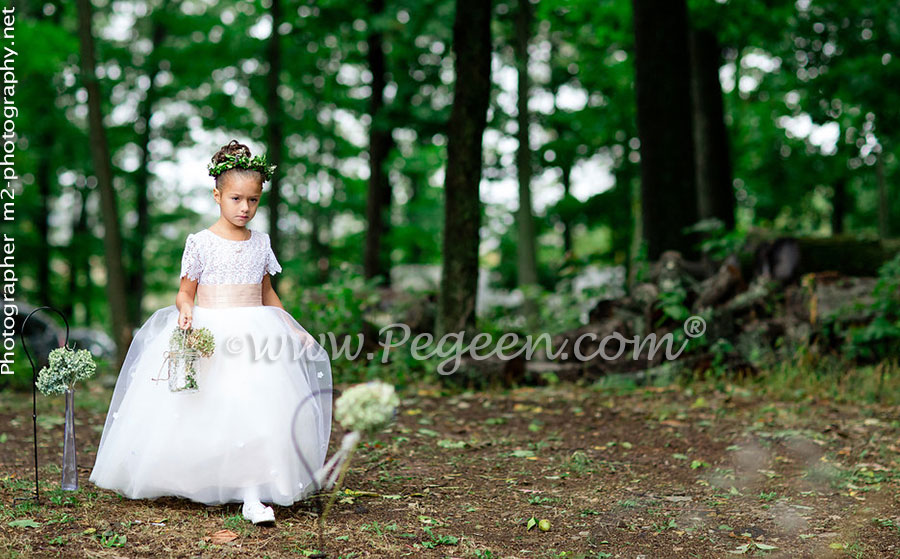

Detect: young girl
[89,140,333,525]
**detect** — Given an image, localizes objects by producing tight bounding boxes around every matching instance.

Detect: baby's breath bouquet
[168,326,215,358]
[156,326,215,392]
[36,347,97,395]
[334,381,400,433]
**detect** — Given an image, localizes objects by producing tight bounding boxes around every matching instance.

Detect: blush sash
[196,283,263,308]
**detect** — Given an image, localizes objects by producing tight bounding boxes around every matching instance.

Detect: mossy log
[744,235,900,280]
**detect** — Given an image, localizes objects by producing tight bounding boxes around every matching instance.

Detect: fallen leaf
[209,529,238,544]
[343,489,381,497]
[7,519,40,528]
[663,496,693,502]
[855,462,889,471]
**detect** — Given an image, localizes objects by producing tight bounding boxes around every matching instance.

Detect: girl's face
[213,173,263,227]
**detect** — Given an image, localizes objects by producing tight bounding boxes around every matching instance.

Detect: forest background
[6,0,900,390]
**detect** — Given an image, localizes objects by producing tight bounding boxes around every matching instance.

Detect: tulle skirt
[88,303,333,506]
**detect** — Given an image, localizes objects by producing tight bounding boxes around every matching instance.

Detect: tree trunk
[363,0,395,287]
[877,152,888,238]
[560,162,573,256]
[627,169,642,291]
[130,4,166,324]
[689,27,735,230]
[65,186,92,324]
[408,168,424,263]
[36,128,51,308]
[438,0,492,339]
[515,0,539,329]
[79,188,94,325]
[33,1,62,310]
[631,0,698,260]
[310,200,330,284]
[831,176,845,235]
[267,0,285,291]
[75,0,133,367]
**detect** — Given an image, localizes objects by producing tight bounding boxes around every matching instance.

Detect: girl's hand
[178,305,193,330]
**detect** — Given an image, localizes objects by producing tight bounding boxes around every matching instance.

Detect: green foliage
[207,153,276,182]
[286,270,383,349]
[480,274,620,340]
[685,218,748,262]
[655,285,690,325]
[845,253,900,361]
[283,270,438,388]
[740,355,900,406]
[420,525,458,548]
[98,531,127,548]
[0,347,42,392]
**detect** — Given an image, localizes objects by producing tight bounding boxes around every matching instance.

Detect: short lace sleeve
[180,233,202,282]
[266,234,282,276]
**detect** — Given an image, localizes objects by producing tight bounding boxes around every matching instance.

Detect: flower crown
[207,153,277,183]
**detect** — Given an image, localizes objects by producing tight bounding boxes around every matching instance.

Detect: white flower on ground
[334,381,400,433]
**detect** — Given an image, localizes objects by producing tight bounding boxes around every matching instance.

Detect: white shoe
[242,500,275,525]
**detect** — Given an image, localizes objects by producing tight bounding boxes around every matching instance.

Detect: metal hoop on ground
[18,306,73,505]
[291,387,342,497]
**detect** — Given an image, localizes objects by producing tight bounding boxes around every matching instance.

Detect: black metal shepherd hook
[17,306,73,505]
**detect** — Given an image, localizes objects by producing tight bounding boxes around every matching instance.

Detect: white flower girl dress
[89,228,333,506]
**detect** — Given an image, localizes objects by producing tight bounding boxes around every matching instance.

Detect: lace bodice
[180,228,282,285]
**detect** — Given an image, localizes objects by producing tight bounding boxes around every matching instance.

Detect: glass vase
[61,387,78,491]
[168,348,200,393]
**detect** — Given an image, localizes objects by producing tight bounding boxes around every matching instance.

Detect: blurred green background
[7,0,900,394]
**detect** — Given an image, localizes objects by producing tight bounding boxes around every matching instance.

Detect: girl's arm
[261,274,286,311]
[176,276,198,328]
[176,276,198,308]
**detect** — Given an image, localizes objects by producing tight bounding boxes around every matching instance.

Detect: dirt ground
[1,378,899,559]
